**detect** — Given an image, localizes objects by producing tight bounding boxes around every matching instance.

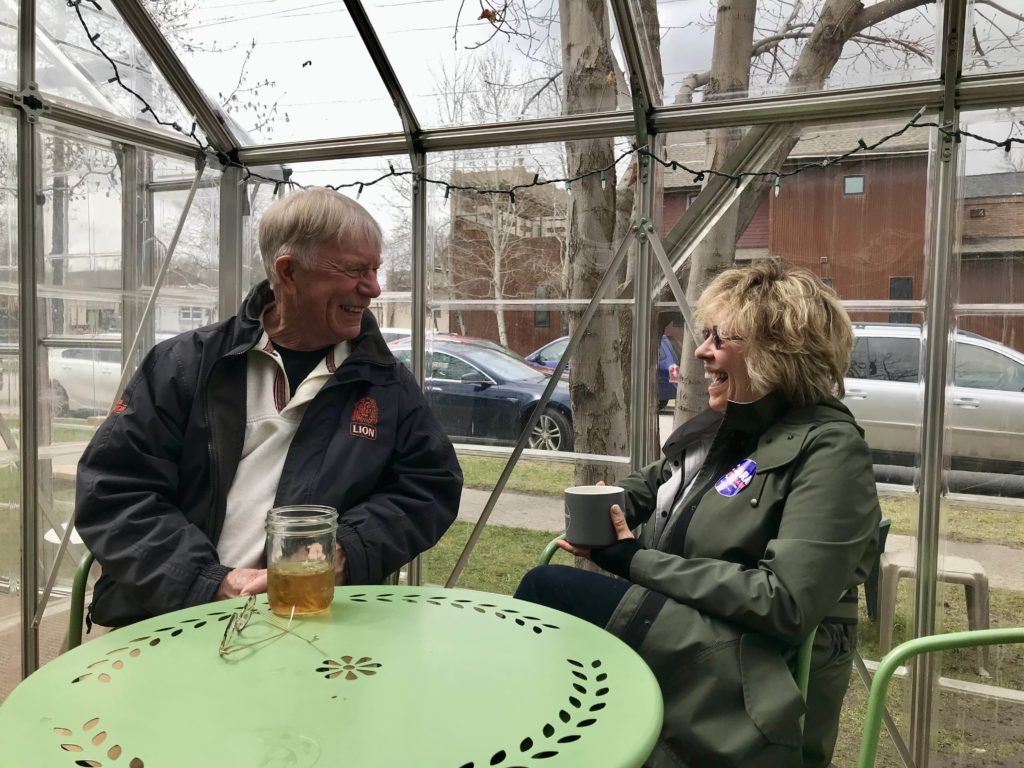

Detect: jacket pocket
[739,633,805,749]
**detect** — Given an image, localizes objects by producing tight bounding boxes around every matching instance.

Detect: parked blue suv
[525,335,681,409]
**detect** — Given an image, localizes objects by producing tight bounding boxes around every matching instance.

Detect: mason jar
[265,505,338,617]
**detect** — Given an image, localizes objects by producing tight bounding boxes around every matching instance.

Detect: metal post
[909,2,968,764]
[629,150,655,471]
[219,165,245,320]
[17,0,41,676]
[121,145,145,367]
[406,149,427,586]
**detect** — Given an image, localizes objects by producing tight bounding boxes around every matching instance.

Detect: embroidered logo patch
[715,458,757,497]
[111,399,127,414]
[350,397,378,440]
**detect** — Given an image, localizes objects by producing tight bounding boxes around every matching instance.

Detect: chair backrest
[67,550,95,650]
[856,627,1024,768]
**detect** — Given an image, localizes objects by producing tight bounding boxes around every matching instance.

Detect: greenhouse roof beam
[232,71,1018,168]
[109,0,238,154]
[237,79,952,166]
[0,88,201,158]
[343,0,421,152]
[608,0,655,138]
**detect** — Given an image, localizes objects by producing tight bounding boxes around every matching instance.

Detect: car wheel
[528,408,574,451]
[50,381,69,417]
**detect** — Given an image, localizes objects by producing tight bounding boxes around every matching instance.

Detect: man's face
[281,242,382,347]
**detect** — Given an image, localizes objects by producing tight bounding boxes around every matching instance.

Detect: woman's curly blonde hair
[694,260,853,406]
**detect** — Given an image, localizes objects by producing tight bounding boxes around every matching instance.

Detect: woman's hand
[555,500,634,559]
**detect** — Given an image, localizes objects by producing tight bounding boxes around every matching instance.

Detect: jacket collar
[662,390,791,461]
[235,280,396,369]
[721,389,791,435]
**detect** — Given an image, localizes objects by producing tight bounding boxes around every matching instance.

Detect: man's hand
[216,568,267,600]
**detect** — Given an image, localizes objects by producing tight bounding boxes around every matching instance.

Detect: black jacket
[75,281,463,627]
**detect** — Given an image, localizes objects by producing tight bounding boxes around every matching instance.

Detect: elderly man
[75,188,463,627]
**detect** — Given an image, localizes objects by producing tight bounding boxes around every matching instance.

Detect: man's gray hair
[258,187,383,286]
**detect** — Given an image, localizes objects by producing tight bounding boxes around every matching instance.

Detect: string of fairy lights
[64,0,1024,204]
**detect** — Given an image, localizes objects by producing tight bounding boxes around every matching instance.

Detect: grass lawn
[458,455,1024,549]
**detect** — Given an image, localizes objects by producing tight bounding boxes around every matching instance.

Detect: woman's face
[695,320,762,413]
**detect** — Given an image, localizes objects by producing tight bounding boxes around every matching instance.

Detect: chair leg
[976,574,991,675]
[878,563,901,654]
[964,583,978,633]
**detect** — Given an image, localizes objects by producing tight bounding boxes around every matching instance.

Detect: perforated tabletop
[1,586,663,768]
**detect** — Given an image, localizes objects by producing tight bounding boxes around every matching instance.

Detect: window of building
[843,175,865,195]
[889,276,912,324]
[534,284,551,328]
[179,306,205,323]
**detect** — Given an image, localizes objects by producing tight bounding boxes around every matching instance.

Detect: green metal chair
[536,535,818,729]
[856,627,1024,768]
[67,550,95,650]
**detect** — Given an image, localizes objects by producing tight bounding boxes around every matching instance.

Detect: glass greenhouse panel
[664,118,930,302]
[648,0,937,105]
[0,1,15,87]
[141,0,403,144]
[35,0,198,141]
[364,0,634,128]
[37,130,123,326]
[965,0,1024,73]
[950,109,1024,501]
[243,155,409,294]
[390,306,631,459]
[0,107,16,704]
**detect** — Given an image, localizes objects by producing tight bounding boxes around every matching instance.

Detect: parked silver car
[844,323,1024,479]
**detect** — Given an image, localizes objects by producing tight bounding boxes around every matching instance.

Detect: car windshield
[462,347,548,383]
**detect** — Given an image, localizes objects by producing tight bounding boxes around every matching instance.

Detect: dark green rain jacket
[610,394,880,767]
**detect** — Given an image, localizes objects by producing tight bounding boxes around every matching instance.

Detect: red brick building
[449,126,1024,355]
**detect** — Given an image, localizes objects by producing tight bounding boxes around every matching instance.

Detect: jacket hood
[782,397,865,438]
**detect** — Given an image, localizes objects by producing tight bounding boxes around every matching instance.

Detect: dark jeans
[514,564,631,628]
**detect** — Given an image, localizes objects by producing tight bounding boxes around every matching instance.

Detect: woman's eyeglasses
[701,325,744,350]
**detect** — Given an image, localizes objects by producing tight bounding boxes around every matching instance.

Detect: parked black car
[389,339,574,451]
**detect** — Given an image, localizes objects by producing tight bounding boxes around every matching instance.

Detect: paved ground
[458,488,1024,592]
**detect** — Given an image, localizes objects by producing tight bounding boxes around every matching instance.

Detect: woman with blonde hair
[516,259,880,767]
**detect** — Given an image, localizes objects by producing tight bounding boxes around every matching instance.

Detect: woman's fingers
[555,539,592,559]
[609,504,634,540]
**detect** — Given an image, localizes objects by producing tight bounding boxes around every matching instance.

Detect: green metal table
[1,586,663,767]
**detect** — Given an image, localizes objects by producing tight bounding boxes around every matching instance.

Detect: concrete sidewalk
[457,488,1024,592]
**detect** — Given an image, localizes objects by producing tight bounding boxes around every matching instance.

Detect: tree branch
[978,0,1024,25]
[853,0,935,34]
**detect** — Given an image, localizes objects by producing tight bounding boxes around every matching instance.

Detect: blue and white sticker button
[715,459,757,497]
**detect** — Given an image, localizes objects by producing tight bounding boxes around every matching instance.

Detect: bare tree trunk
[560,0,626,485]
[674,0,870,424]
[493,248,508,347]
[674,0,757,424]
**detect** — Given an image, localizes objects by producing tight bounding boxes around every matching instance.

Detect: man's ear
[273,253,297,291]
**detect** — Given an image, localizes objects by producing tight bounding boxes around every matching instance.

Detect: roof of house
[664,121,929,188]
[964,172,1024,198]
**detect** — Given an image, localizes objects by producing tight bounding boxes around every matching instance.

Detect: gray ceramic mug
[564,485,625,547]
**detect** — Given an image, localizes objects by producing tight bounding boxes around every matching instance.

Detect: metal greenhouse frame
[3,1,1022,764]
